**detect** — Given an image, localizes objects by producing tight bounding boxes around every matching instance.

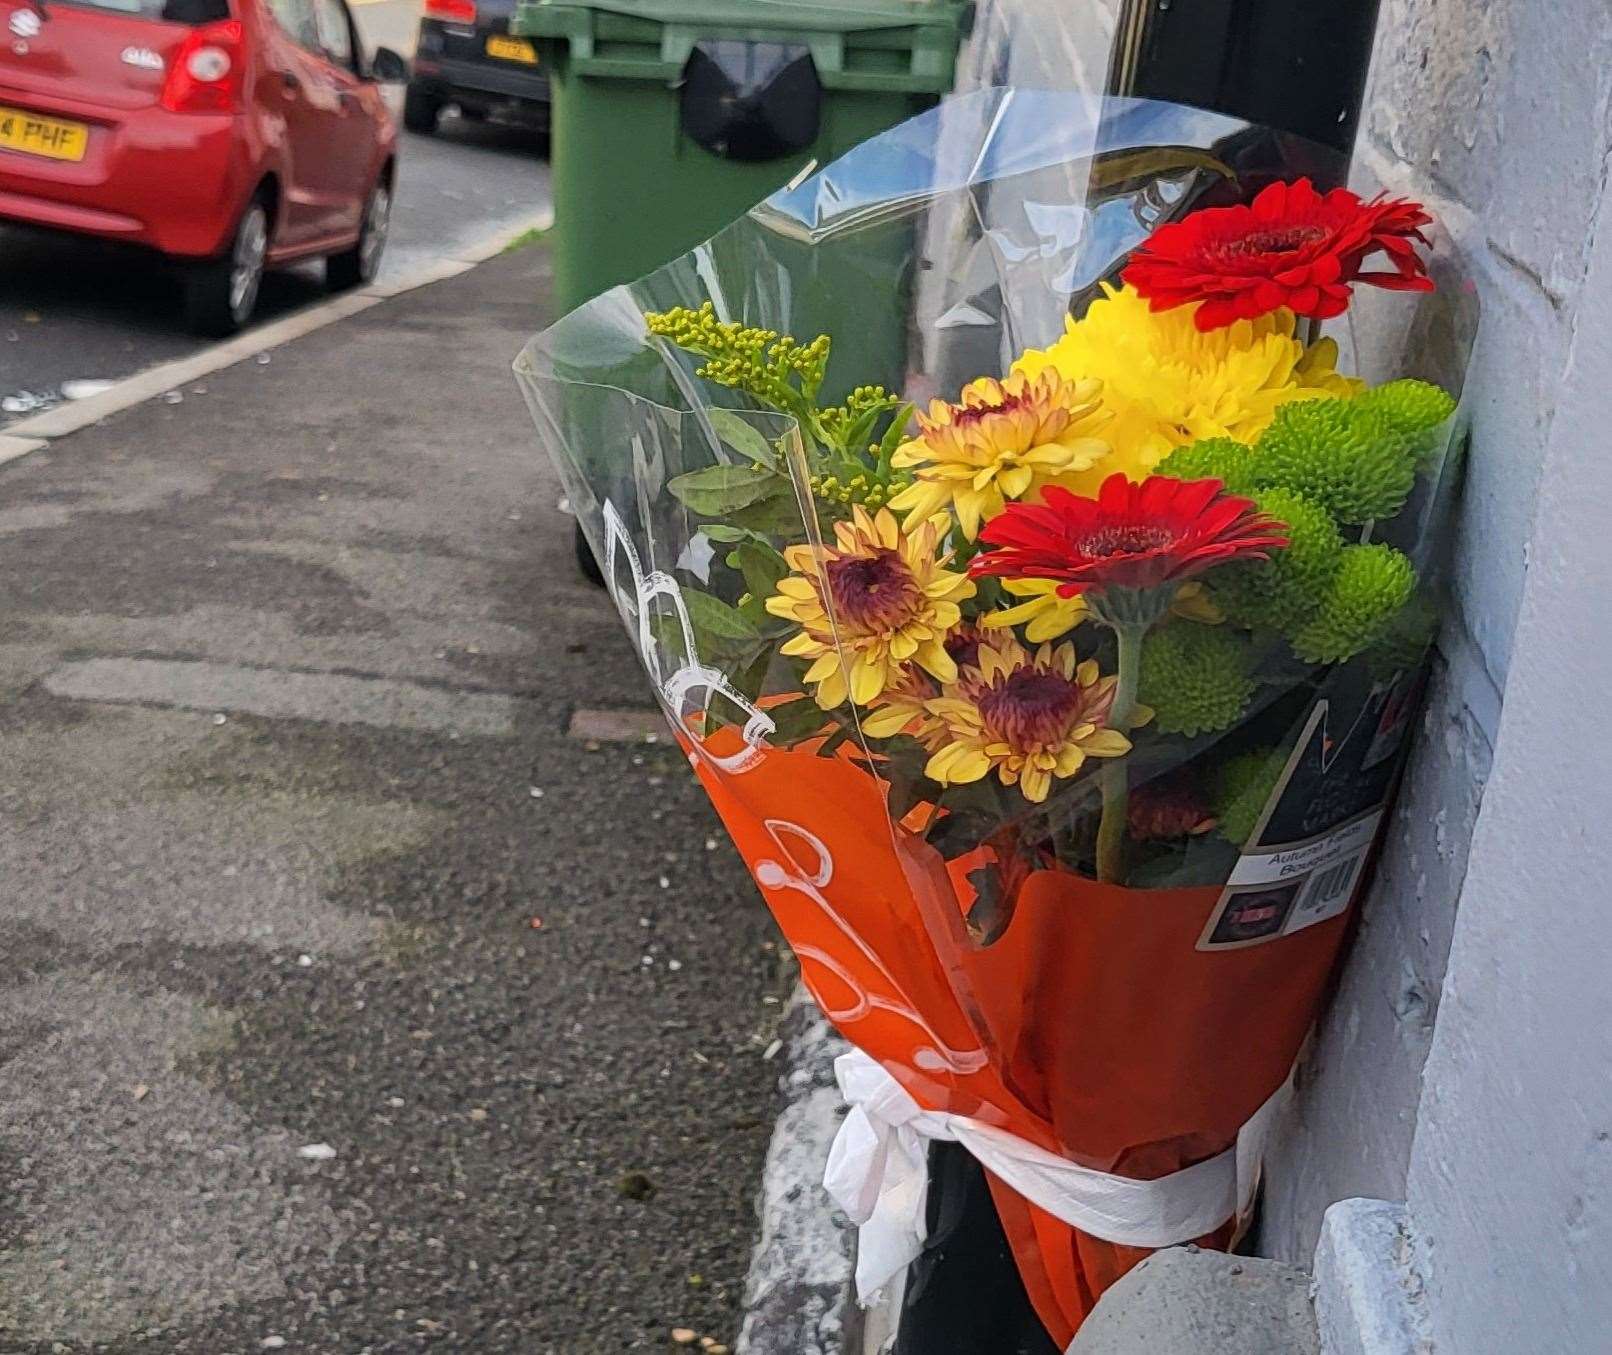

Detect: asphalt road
[0,247,785,1353]
[0,0,551,424]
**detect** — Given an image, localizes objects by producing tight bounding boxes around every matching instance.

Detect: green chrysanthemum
[1253,399,1416,524]
[1213,747,1286,848]
[1363,591,1439,681]
[1154,437,1260,495]
[1293,543,1417,664]
[1356,379,1456,467]
[1139,622,1257,737]
[1211,487,1345,631]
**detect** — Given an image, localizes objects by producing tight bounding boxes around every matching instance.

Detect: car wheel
[575,521,605,587]
[326,178,391,291]
[184,196,269,338]
[403,83,441,134]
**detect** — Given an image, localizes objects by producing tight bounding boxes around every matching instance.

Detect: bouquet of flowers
[518,90,1474,1345]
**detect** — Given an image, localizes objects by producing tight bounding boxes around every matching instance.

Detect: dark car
[404,0,548,134]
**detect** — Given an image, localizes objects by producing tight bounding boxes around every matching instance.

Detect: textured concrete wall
[1261,0,1612,1282]
[1399,101,1612,1353]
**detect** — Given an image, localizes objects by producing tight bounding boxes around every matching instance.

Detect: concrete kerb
[0,208,553,452]
[0,434,48,466]
[736,984,859,1355]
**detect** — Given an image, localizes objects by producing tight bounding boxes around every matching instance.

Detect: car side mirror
[371,47,409,83]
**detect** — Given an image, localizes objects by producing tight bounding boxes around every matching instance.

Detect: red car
[0,0,405,334]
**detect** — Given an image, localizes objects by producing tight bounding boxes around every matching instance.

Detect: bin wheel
[575,521,605,587]
[403,84,442,135]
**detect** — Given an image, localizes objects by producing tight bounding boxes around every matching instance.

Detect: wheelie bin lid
[511,0,969,92]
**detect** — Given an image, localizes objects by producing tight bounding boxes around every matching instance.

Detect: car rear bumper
[410,54,551,115]
[0,97,247,258]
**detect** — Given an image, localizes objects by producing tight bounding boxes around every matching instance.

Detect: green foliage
[703,408,782,470]
[646,302,829,423]
[1252,398,1417,524]
[1212,487,1344,631]
[1292,543,1417,664]
[729,540,790,627]
[644,304,909,480]
[1213,747,1286,848]
[1138,622,1256,737]
[667,464,783,516]
[1154,437,1260,495]
[678,587,761,644]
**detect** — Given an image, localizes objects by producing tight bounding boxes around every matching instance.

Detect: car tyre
[184,195,270,338]
[326,177,391,291]
[403,83,442,134]
[575,521,605,587]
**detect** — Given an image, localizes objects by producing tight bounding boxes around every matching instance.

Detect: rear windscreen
[58,0,231,20]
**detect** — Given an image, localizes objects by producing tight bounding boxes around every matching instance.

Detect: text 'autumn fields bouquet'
[517,91,1475,1346]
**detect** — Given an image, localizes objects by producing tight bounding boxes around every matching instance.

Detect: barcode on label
[1309,858,1358,906]
[1292,851,1367,929]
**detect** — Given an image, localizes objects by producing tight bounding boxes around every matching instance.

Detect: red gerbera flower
[1121,178,1435,331]
[970,474,1287,598]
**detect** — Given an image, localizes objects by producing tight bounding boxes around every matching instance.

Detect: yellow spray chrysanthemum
[861,668,944,743]
[1013,283,1360,493]
[888,369,1111,539]
[981,578,1222,643]
[922,637,1133,804]
[766,506,975,710]
[861,621,1018,741]
[982,579,1090,643]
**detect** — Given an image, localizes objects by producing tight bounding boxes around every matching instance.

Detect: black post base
[890,1143,1062,1355]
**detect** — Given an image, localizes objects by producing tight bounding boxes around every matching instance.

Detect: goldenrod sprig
[645,304,915,515]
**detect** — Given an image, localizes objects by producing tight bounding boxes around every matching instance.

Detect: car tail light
[424,0,477,22]
[160,20,245,114]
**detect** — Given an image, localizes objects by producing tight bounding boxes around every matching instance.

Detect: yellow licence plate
[0,106,89,163]
[485,34,539,64]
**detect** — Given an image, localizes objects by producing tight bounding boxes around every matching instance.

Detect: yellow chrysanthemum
[766,506,975,710]
[982,579,1090,643]
[888,369,1111,539]
[861,668,943,743]
[861,621,1018,742]
[922,637,1133,804]
[1013,283,1361,493]
[981,579,1221,643]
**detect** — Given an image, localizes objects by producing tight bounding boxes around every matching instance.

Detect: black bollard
[1108,0,1384,156]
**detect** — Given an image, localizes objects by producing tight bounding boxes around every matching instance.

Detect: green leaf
[733,540,789,606]
[877,403,916,465]
[728,645,774,705]
[668,465,785,517]
[701,524,754,543]
[680,587,761,643]
[705,409,780,470]
[737,593,769,627]
[767,697,836,746]
[726,486,807,537]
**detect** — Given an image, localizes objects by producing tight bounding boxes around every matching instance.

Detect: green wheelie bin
[512,0,967,324]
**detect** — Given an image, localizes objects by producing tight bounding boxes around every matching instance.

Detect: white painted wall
[1398,119,1612,1355]
[1263,1,1612,1345]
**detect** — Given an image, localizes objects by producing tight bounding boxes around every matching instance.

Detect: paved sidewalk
[0,248,785,1353]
